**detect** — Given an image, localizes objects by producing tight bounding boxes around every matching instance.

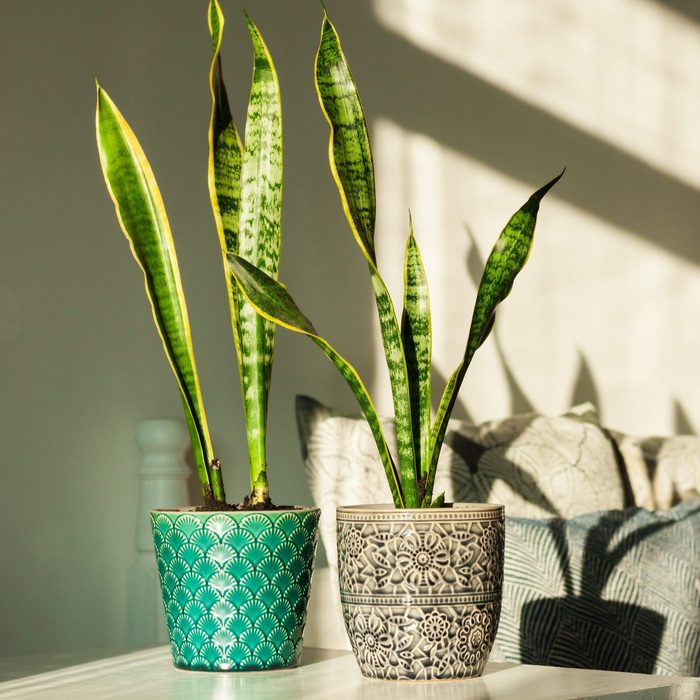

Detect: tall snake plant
[228,13,564,509]
[96,0,281,509]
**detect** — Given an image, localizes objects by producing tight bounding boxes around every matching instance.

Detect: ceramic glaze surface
[336,505,504,680]
[150,508,319,671]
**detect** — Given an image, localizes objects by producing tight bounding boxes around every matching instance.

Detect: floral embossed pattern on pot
[151,507,319,671]
[336,504,504,680]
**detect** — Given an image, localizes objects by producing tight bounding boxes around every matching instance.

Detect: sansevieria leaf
[96,85,224,503]
[228,254,405,508]
[315,13,418,506]
[315,14,375,262]
[422,171,564,505]
[208,0,282,504]
[401,223,432,480]
[208,0,243,366]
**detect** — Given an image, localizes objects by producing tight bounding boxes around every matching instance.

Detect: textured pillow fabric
[494,499,700,676]
[297,396,626,567]
[611,432,700,511]
[439,403,625,519]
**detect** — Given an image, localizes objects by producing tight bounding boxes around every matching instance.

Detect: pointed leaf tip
[424,170,559,503]
[227,255,317,337]
[531,167,565,203]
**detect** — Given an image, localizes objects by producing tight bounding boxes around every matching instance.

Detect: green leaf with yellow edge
[315,13,418,506]
[96,85,223,503]
[422,171,564,506]
[401,221,432,480]
[207,0,282,504]
[228,254,405,508]
[208,0,243,363]
[315,14,375,263]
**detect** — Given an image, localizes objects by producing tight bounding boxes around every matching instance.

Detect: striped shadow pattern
[496,498,700,676]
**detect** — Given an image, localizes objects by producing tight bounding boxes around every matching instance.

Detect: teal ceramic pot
[150,507,320,671]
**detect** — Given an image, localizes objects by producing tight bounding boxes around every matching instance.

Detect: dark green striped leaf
[370,270,419,506]
[315,14,376,263]
[401,224,432,480]
[228,254,405,508]
[315,13,418,506]
[422,171,564,506]
[96,85,221,502]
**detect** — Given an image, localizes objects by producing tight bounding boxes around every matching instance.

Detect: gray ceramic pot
[336,503,504,681]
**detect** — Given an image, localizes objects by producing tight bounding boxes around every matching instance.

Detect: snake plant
[228,13,564,509]
[96,0,281,509]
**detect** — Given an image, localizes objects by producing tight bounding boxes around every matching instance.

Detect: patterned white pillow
[611,432,700,510]
[297,396,625,568]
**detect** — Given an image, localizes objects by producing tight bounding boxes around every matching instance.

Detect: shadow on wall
[351,0,700,439]
[674,399,697,435]
[454,226,605,422]
[360,0,700,266]
[460,227,699,438]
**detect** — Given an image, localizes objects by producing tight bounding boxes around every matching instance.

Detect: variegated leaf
[207,2,282,502]
[228,254,405,508]
[315,14,376,263]
[422,171,564,506]
[370,271,419,505]
[235,15,283,498]
[208,0,244,373]
[96,85,222,503]
[315,13,418,505]
[401,225,432,481]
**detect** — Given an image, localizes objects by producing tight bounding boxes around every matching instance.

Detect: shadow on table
[298,647,348,668]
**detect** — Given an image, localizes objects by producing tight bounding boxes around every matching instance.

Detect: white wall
[368,0,700,435]
[0,0,697,656]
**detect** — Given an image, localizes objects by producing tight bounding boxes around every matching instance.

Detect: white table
[0,647,698,699]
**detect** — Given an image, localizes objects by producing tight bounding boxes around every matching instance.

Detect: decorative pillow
[611,432,700,511]
[494,499,700,676]
[297,396,626,567]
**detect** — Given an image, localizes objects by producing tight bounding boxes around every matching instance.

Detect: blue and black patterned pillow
[494,499,700,676]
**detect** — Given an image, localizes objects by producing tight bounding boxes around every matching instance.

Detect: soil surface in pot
[200,491,295,512]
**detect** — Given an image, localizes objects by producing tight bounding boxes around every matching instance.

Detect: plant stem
[245,401,269,505]
[209,458,227,504]
[250,468,270,505]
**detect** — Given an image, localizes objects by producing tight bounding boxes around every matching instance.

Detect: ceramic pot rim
[151,505,320,515]
[336,503,503,514]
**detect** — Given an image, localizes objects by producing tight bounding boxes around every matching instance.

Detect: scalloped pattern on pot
[151,508,319,671]
[336,506,504,680]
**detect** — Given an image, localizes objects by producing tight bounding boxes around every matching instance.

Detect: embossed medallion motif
[337,504,504,680]
[151,507,319,671]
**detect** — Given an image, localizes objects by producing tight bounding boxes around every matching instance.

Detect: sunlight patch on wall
[372,118,700,436]
[373,0,700,191]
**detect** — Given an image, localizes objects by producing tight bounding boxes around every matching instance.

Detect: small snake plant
[228,13,564,509]
[96,0,281,509]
